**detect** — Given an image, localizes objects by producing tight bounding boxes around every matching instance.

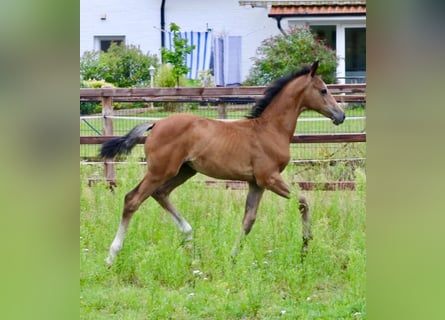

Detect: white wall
[80,0,160,55]
[80,0,281,82]
[163,0,279,81]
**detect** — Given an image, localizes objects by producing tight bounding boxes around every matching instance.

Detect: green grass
[80,165,366,319]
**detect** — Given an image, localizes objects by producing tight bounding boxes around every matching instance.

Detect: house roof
[268,4,366,17]
[239,1,366,6]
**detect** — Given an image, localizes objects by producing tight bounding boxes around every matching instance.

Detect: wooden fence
[80,84,366,189]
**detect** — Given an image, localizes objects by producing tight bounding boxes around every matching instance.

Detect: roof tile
[269,5,366,16]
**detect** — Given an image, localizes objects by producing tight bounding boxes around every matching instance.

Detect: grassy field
[80,164,366,319]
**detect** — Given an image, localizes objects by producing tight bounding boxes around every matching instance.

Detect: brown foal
[100,61,345,266]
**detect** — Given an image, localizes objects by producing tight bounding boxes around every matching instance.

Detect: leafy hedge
[80,43,159,88]
[79,79,115,115]
[245,25,338,85]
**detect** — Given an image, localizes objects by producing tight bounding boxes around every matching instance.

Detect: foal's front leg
[106,174,161,266]
[231,182,264,258]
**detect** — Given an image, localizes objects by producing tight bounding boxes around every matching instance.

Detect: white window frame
[93,35,126,52]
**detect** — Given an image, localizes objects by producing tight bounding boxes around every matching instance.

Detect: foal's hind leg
[231,182,265,258]
[299,195,312,258]
[152,164,197,244]
[106,174,162,266]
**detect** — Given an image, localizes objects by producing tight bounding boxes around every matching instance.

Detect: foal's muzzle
[333,112,346,125]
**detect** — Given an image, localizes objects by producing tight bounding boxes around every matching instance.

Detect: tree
[160,23,196,87]
[245,25,338,85]
[80,43,159,87]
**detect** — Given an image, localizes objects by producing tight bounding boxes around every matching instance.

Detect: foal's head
[301,61,345,125]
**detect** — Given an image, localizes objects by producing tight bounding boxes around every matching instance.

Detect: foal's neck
[260,78,307,140]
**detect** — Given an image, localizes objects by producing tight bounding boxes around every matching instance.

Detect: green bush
[244,25,338,85]
[80,43,159,87]
[113,101,148,110]
[154,64,191,112]
[79,79,115,115]
[82,79,114,89]
[198,69,215,87]
[80,101,100,115]
[155,64,188,87]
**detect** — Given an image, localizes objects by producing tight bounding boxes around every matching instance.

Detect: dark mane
[246,65,312,119]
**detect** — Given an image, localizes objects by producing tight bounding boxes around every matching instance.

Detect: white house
[80,0,366,85]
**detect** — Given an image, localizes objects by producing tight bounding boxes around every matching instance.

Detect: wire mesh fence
[81,102,365,155]
[80,86,366,188]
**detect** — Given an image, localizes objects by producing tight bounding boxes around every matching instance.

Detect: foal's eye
[320,88,328,95]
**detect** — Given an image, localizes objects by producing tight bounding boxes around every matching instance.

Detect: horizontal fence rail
[80,84,366,190]
[80,84,366,103]
[80,133,366,145]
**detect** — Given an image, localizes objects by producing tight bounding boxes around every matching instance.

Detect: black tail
[99,123,154,158]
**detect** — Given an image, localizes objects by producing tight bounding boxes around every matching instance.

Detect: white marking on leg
[161,202,193,239]
[106,223,128,266]
[155,195,193,243]
[174,216,193,242]
[178,217,192,234]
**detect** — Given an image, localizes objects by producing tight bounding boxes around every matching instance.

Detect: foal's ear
[310,60,319,77]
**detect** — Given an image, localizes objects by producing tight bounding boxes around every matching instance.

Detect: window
[345,28,366,82]
[94,36,125,52]
[310,25,336,50]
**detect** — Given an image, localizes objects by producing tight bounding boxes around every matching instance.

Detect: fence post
[101,85,116,188]
[217,103,227,119]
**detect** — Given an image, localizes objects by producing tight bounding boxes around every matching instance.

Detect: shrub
[80,101,100,115]
[154,64,200,112]
[244,25,338,85]
[79,79,115,115]
[154,64,187,111]
[82,79,114,89]
[198,69,215,87]
[155,64,188,88]
[80,43,159,87]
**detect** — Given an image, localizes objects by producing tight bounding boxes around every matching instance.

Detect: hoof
[181,234,194,255]
[300,236,312,261]
[183,231,193,242]
[181,231,193,247]
[105,256,115,268]
[183,241,193,253]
